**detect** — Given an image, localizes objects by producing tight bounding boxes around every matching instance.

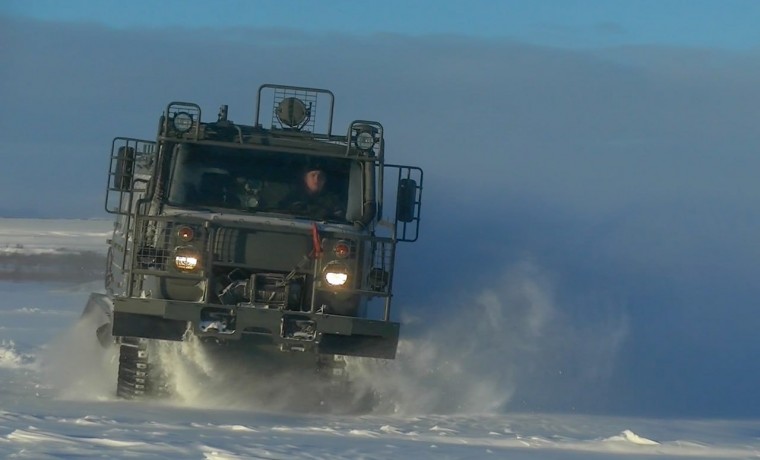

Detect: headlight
[355,131,375,150]
[325,272,348,286]
[173,112,194,133]
[276,97,308,128]
[368,267,389,290]
[174,247,201,271]
[323,262,349,287]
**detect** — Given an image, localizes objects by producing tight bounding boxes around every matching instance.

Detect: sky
[1,1,760,419]
[3,0,760,49]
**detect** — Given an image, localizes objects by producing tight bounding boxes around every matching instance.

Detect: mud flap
[81,293,114,348]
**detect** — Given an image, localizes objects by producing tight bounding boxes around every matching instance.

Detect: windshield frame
[165,143,355,224]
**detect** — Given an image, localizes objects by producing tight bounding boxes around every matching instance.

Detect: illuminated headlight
[355,131,375,150]
[323,262,349,287]
[173,112,194,133]
[325,272,348,286]
[174,247,201,271]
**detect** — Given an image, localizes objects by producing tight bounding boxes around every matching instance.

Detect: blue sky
[3,0,760,49]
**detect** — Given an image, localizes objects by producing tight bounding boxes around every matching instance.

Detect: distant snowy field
[0,218,111,255]
[0,218,111,283]
[0,218,758,459]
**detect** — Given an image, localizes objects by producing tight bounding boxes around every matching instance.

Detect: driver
[288,166,344,220]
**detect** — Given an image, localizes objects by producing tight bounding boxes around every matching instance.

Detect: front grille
[212,227,242,263]
[126,216,397,318]
[213,267,306,310]
[211,227,311,272]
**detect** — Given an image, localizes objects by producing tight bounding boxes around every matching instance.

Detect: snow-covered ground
[0,218,111,255]
[0,218,758,459]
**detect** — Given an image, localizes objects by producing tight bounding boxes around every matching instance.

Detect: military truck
[83,84,422,400]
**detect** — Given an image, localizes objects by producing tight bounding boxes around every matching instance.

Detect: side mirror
[113,146,135,191]
[396,178,417,223]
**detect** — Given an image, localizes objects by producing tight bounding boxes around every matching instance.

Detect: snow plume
[152,336,363,412]
[39,312,118,400]
[349,259,629,415]
[32,259,626,415]
[0,340,35,369]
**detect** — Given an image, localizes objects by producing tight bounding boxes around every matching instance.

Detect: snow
[0,340,35,369]
[0,218,111,255]
[605,429,660,445]
[1,403,758,459]
[0,218,758,459]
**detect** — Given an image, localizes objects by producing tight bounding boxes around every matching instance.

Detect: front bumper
[112,297,400,359]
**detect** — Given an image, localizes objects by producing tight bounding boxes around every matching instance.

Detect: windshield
[166,144,352,222]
